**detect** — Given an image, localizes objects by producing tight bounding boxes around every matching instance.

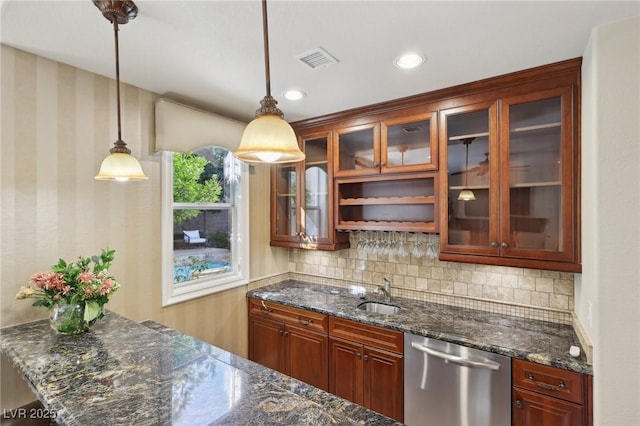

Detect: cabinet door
[248,315,285,374]
[300,132,332,244]
[500,86,576,262]
[440,101,500,255]
[363,346,404,422]
[381,111,438,174]
[513,388,583,426]
[286,324,329,391]
[334,122,380,177]
[271,162,301,243]
[329,337,363,405]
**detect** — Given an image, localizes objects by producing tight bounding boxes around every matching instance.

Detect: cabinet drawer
[329,317,403,353]
[513,359,584,404]
[249,298,328,334]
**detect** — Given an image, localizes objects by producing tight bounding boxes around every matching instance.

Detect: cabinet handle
[283,331,289,337]
[260,300,273,314]
[363,355,369,361]
[372,162,379,168]
[380,161,385,167]
[356,353,362,360]
[278,329,284,336]
[501,242,509,249]
[527,373,564,392]
[296,316,314,326]
[515,400,523,409]
[491,241,498,248]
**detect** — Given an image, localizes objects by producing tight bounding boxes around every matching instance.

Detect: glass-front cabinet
[440,85,578,270]
[271,130,349,250]
[334,109,438,177]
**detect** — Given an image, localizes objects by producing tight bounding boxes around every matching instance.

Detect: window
[162,147,249,306]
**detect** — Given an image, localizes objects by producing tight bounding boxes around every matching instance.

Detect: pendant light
[94,0,148,181]
[457,138,476,201]
[234,0,305,164]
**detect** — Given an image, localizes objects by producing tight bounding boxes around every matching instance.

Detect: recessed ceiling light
[283,89,306,101]
[394,53,425,69]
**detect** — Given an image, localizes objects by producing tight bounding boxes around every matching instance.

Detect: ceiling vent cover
[296,47,339,70]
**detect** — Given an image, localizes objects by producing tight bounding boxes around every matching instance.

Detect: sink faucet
[377,278,391,302]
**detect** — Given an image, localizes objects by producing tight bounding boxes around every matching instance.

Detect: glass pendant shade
[95,152,148,181]
[235,114,304,163]
[457,189,476,201]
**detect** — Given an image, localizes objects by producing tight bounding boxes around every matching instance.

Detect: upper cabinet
[334,109,438,177]
[271,130,349,250]
[439,82,580,271]
[282,58,581,267]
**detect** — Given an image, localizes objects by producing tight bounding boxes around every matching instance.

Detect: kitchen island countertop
[0,311,401,426]
[247,280,592,375]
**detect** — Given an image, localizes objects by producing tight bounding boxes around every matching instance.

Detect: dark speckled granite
[247,280,592,375]
[0,311,401,426]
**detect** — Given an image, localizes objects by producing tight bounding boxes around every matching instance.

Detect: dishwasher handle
[410,341,501,370]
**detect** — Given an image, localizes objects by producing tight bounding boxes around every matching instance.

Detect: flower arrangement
[16,249,120,331]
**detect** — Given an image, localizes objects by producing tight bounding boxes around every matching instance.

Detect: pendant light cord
[262,0,271,98]
[113,20,122,142]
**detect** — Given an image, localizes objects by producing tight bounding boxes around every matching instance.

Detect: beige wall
[577,16,640,425]
[0,45,287,410]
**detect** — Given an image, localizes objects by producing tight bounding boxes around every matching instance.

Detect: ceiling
[1,1,638,124]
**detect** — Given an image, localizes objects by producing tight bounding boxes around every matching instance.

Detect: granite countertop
[247,280,592,375]
[0,312,401,426]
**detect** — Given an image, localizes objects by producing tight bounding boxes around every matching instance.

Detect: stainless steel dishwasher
[404,333,511,426]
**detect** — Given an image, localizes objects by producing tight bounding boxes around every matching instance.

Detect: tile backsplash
[287,233,574,324]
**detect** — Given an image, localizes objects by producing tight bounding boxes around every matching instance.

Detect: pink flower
[78,272,95,284]
[30,271,56,289]
[61,285,72,295]
[85,288,93,295]
[100,279,114,296]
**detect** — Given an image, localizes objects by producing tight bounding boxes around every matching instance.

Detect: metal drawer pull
[527,373,565,392]
[410,342,501,370]
[515,400,523,409]
[296,316,314,326]
[260,300,273,313]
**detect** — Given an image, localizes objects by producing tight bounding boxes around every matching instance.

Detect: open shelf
[339,196,435,206]
[337,220,436,232]
[510,181,561,188]
[335,172,438,232]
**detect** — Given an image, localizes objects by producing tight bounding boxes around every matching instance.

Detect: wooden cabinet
[333,110,438,177]
[270,130,348,250]
[328,317,404,422]
[335,172,438,232]
[513,359,592,426]
[439,81,580,272]
[248,298,329,391]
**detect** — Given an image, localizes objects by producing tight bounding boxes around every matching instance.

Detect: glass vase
[49,303,89,335]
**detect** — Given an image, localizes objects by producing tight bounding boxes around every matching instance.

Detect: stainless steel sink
[357,301,400,315]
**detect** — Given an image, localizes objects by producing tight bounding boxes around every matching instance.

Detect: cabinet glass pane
[386,119,432,167]
[274,164,297,237]
[508,96,562,250]
[304,137,329,239]
[446,110,491,247]
[338,128,375,172]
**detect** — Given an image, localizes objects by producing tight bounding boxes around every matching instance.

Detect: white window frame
[161,150,249,306]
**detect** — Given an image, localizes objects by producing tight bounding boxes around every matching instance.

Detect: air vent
[296,47,339,70]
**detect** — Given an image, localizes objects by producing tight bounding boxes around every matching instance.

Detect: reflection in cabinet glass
[335,123,379,175]
[444,105,496,250]
[507,96,563,252]
[271,131,348,250]
[273,164,298,237]
[304,137,329,239]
